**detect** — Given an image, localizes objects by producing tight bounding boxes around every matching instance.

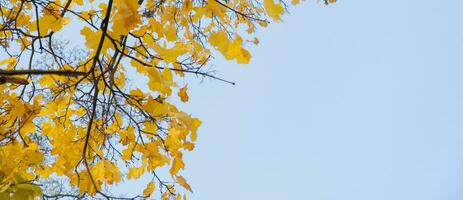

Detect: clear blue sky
[174,1,463,199]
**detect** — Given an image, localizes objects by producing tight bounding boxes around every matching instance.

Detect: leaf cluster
[0,0,335,199]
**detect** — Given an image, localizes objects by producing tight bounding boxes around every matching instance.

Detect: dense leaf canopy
[0,0,335,199]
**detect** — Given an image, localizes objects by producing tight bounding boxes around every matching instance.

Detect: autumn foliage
[0,0,334,199]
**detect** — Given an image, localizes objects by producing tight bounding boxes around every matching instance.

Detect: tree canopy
[0,0,335,199]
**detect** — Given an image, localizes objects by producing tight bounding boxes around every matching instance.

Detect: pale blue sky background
[175,1,463,199]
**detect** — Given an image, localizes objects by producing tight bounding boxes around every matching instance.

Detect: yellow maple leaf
[80,27,112,53]
[226,36,251,64]
[169,157,185,176]
[178,84,189,102]
[31,15,70,35]
[208,30,230,55]
[112,0,141,36]
[128,166,145,179]
[19,121,36,135]
[209,31,251,64]
[143,181,156,197]
[263,0,285,22]
[38,75,55,87]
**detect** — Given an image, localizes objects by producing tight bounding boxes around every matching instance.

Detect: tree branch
[0,69,86,76]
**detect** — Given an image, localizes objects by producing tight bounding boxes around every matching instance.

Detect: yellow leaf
[169,157,184,176]
[36,166,52,179]
[103,161,121,184]
[178,84,189,102]
[0,58,16,69]
[11,183,42,200]
[172,112,202,141]
[128,166,145,179]
[162,191,171,200]
[143,181,155,197]
[7,96,26,118]
[264,0,285,22]
[112,0,141,35]
[121,146,133,160]
[176,175,193,193]
[130,88,144,97]
[182,141,195,151]
[291,0,300,5]
[154,43,188,64]
[31,15,70,35]
[173,63,185,77]
[38,75,55,87]
[120,127,135,146]
[165,25,178,42]
[147,68,176,96]
[75,0,84,5]
[20,121,36,135]
[80,27,112,53]
[226,36,251,64]
[209,31,251,64]
[208,30,229,56]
